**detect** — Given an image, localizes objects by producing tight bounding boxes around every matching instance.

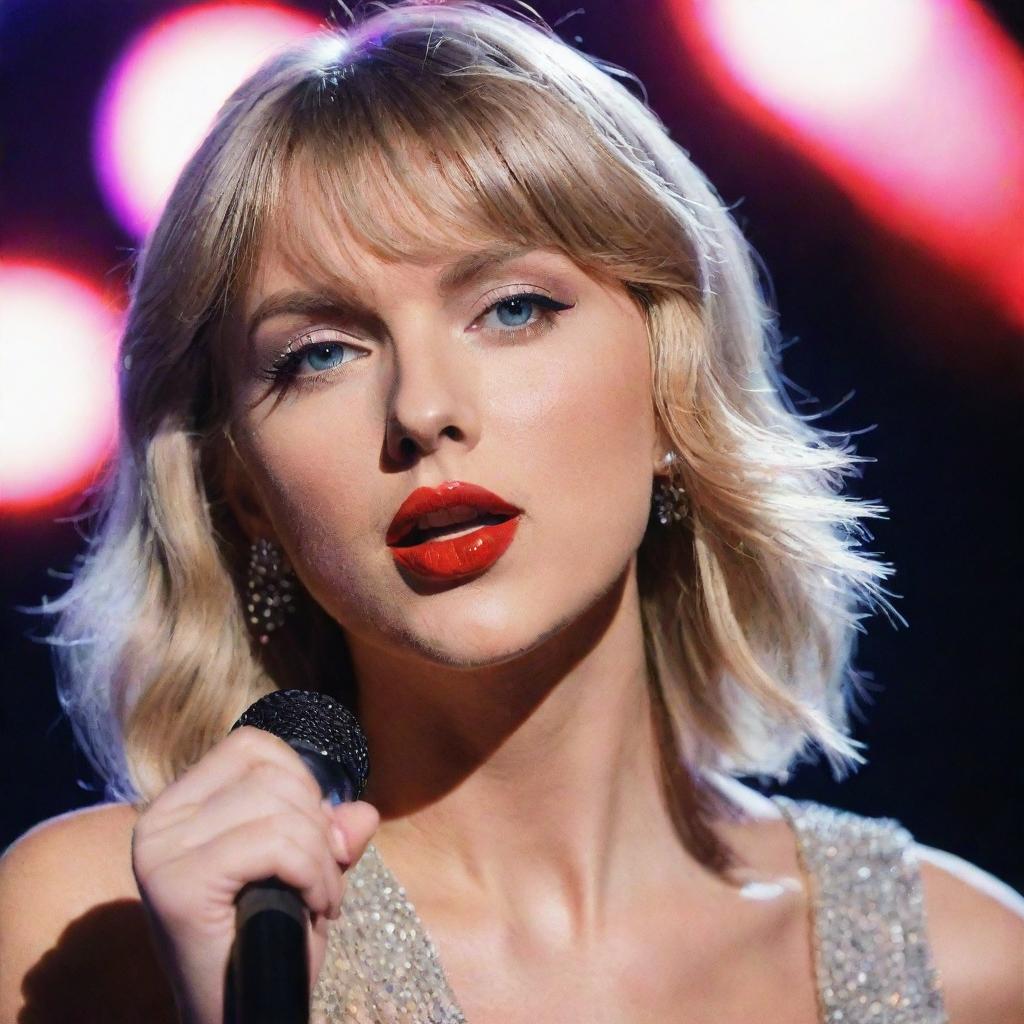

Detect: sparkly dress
[311,795,948,1023]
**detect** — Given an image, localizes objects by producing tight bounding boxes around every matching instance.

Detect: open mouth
[390,511,515,548]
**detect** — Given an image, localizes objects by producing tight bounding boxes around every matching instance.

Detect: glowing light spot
[94,3,318,238]
[0,262,122,512]
[673,0,1024,328]
[698,0,933,116]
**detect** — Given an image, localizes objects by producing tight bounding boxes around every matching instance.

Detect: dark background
[2,0,1021,891]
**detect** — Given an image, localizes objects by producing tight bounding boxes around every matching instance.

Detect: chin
[407,591,553,666]
[396,577,612,671]
[332,549,634,672]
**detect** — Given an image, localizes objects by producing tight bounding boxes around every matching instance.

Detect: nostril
[394,425,463,461]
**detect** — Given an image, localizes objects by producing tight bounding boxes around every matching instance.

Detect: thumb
[328,800,380,866]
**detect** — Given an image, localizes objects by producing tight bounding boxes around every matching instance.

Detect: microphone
[227,690,370,1024]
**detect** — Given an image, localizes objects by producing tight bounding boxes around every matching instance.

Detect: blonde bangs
[251,59,700,308]
[47,1,893,815]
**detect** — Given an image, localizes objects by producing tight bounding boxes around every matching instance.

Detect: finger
[140,768,342,867]
[320,799,351,865]
[198,816,342,919]
[209,808,343,915]
[140,806,345,925]
[328,801,381,867]
[155,727,322,816]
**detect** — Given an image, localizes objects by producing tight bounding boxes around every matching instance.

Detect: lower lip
[389,516,520,581]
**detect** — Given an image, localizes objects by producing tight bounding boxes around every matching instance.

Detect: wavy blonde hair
[48,0,892,813]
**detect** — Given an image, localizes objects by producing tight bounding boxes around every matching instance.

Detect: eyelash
[258,291,575,392]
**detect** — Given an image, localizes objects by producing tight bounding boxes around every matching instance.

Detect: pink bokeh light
[0,261,123,512]
[93,3,318,239]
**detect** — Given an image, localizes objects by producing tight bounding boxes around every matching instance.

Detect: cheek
[252,423,364,523]
[497,318,656,558]
[235,404,382,599]
[231,304,656,646]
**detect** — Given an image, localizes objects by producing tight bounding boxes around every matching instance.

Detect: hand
[130,725,380,1024]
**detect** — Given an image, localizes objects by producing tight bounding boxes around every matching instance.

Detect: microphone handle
[229,745,357,1024]
[231,878,309,1024]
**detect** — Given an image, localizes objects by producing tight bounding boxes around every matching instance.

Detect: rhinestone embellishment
[312,843,466,1023]
[652,477,689,525]
[312,798,949,1022]
[245,538,296,644]
[773,795,948,1023]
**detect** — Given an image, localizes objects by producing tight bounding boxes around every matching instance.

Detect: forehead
[243,154,565,311]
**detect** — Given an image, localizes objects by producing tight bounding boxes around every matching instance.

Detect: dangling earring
[246,538,296,645]
[653,451,689,526]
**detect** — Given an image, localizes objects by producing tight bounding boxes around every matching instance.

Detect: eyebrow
[436,244,535,293]
[245,244,538,342]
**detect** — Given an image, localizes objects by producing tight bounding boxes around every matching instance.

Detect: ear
[221,435,277,545]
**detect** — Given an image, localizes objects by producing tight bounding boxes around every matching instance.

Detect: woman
[1,2,1021,1022]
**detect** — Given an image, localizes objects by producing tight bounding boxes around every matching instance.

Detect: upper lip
[386,481,521,546]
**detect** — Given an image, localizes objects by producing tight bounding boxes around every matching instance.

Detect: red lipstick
[386,480,521,581]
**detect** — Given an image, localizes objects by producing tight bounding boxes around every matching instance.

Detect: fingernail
[332,823,351,864]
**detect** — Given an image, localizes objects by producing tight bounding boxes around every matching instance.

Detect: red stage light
[0,262,122,513]
[671,0,1024,329]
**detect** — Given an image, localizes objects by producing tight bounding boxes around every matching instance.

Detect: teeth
[416,505,481,530]
[393,510,512,546]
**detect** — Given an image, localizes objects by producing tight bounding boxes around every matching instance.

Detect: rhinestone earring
[246,538,296,645]
[653,451,689,525]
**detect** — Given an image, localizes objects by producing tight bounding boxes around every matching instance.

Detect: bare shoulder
[913,842,1024,1024]
[0,802,141,921]
[0,802,176,1023]
[3,800,139,875]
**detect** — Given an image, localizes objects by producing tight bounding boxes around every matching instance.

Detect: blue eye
[493,296,534,327]
[480,292,574,333]
[261,335,365,390]
[303,343,351,372]
[260,291,574,395]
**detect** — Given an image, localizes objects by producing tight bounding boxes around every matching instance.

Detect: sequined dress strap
[311,842,467,1024]
[771,795,948,1024]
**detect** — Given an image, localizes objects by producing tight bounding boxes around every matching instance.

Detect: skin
[218,179,829,1019]
[2,179,1021,1023]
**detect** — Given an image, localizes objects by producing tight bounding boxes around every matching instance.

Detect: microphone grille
[232,689,370,798]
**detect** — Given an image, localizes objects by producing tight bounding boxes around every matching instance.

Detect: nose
[383,329,481,466]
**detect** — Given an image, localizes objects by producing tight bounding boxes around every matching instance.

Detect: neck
[348,565,735,939]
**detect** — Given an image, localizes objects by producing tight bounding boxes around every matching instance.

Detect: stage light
[94,3,317,239]
[672,0,1024,328]
[0,262,121,512]
[696,0,932,117]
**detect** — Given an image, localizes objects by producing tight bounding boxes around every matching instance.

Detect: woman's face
[224,194,663,670]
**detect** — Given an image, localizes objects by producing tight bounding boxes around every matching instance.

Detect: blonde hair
[48,0,892,811]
